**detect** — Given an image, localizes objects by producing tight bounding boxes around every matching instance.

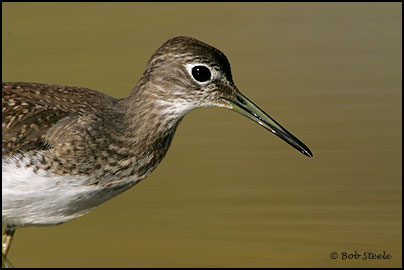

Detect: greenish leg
[2,225,16,268]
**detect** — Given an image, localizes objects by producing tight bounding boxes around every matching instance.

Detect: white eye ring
[185,63,214,85]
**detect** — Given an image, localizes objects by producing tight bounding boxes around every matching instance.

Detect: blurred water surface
[2,2,402,267]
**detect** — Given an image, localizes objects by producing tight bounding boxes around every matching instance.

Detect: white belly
[2,156,138,227]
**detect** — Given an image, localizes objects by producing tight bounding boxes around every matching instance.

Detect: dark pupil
[192,66,211,82]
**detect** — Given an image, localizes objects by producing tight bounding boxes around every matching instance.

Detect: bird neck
[116,81,187,157]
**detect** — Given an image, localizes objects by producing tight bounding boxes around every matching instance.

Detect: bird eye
[191,65,211,83]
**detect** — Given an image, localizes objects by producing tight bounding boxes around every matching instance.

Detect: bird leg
[2,225,16,267]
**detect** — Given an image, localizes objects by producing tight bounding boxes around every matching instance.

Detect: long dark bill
[226,91,313,157]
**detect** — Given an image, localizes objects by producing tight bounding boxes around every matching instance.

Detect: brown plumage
[2,36,312,261]
[2,36,236,187]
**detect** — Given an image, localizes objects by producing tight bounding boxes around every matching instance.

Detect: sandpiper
[2,36,312,264]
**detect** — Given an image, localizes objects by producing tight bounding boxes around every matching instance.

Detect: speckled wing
[2,82,117,157]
